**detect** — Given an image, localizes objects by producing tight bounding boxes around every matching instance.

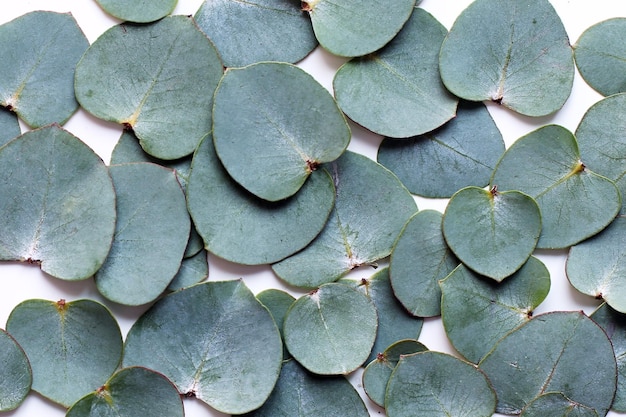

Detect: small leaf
[256,289,295,359]
[520,392,599,417]
[94,0,178,23]
[0,329,31,412]
[0,108,20,147]
[167,249,208,291]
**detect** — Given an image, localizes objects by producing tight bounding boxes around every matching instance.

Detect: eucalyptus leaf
[439,0,574,116]
[389,210,459,317]
[187,135,335,265]
[212,62,350,201]
[333,7,457,138]
[479,311,617,416]
[195,0,317,68]
[6,299,123,407]
[440,258,550,364]
[0,108,20,147]
[75,16,223,160]
[491,124,621,249]
[256,289,295,359]
[0,11,88,127]
[272,151,418,288]
[94,0,178,23]
[377,101,504,198]
[0,125,116,280]
[167,249,208,291]
[122,280,283,414]
[520,392,599,417]
[0,329,31,412]
[283,283,378,375]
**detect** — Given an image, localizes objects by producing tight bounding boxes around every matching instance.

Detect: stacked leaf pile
[0,0,625,416]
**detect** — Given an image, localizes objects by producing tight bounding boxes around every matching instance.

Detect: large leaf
[74,16,223,160]
[195,0,317,68]
[0,11,88,127]
[0,329,31,412]
[520,393,599,417]
[187,135,335,265]
[439,0,574,116]
[333,7,457,138]
[6,299,123,407]
[0,108,20,147]
[122,280,283,414]
[94,0,178,23]
[272,151,418,288]
[212,62,350,201]
[479,311,617,416]
[0,125,116,280]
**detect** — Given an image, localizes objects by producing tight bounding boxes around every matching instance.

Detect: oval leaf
[257,289,295,359]
[0,329,31,412]
[167,249,208,291]
[94,0,177,23]
[0,108,20,147]
[521,392,599,417]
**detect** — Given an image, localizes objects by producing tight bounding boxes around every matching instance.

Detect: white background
[1,0,625,416]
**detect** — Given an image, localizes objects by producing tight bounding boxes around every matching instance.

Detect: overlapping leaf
[257,289,295,359]
[94,0,178,23]
[520,393,599,417]
[0,108,19,147]
[167,250,208,291]
[0,329,31,412]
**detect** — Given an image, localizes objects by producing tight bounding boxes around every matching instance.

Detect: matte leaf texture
[362,340,427,407]
[6,299,123,407]
[256,289,295,359]
[122,280,283,414]
[340,267,423,363]
[0,11,88,127]
[439,0,574,116]
[566,216,626,313]
[187,135,335,265]
[479,311,617,416]
[442,186,541,281]
[66,367,184,417]
[491,124,621,249]
[377,101,505,198]
[385,351,496,417]
[242,359,369,417]
[94,0,178,23]
[0,126,116,280]
[440,258,550,364]
[333,7,457,138]
[212,62,350,201]
[574,18,626,96]
[0,329,31,412]
[389,210,459,317]
[282,283,378,375]
[272,151,418,288]
[520,393,599,417]
[0,108,20,147]
[167,249,209,291]
[303,0,416,57]
[74,16,223,160]
[95,163,190,306]
[195,0,317,68]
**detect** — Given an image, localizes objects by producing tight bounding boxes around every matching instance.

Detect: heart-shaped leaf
[122,280,283,414]
[6,299,123,407]
[195,0,317,68]
[257,289,295,359]
[520,392,599,417]
[0,11,88,127]
[75,16,223,160]
[283,283,378,375]
[439,0,574,116]
[377,101,505,198]
[0,329,31,412]
[0,125,116,280]
[94,0,178,23]
[212,62,350,201]
[333,7,457,138]
[442,186,541,281]
[272,151,418,288]
[0,108,20,147]
[166,249,208,291]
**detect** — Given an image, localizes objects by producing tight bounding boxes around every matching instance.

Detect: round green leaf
[0,329,31,412]
[75,16,223,160]
[212,62,350,201]
[479,311,617,416]
[257,289,295,359]
[303,0,416,57]
[386,351,496,417]
[95,163,190,306]
[389,210,459,317]
[377,101,505,198]
[574,18,626,96]
[0,11,88,128]
[272,151,418,288]
[243,359,369,417]
[167,249,208,291]
[66,367,183,417]
[122,280,283,414]
[440,257,550,364]
[283,283,378,375]
[6,299,123,407]
[521,392,599,417]
[187,135,335,265]
[0,108,20,147]
[333,8,457,138]
[0,125,116,280]
[442,186,541,281]
[195,0,317,68]
[491,124,621,249]
[566,216,626,313]
[439,0,574,116]
[94,0,177,23]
